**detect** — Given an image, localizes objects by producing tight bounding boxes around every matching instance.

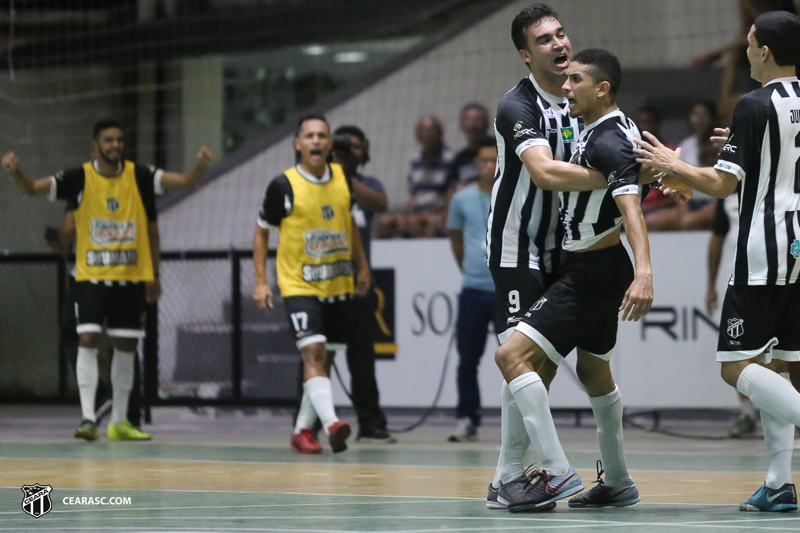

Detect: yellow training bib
[74,161,154,282]
[276,164,354,298]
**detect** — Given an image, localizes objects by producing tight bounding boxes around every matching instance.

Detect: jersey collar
[92,160,123,176]
[765,76,799,86]
[582,109,625,133]
[295,163,331,184]
[528,74,568,110]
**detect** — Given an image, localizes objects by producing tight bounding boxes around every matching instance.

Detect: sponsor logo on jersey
[543,108,556,119]
[514,121,523,132]
[106,198,119,211]
[321,205,334,220]
[560,127,575,143]
[86,250,138,267]
[302,260,353,282]
[607,171,617,184]
[90,219,136,247]
[21,484,52,518]
[532,297,547,311]
[727,318,744,339]
[303,229,349,260]
[791,239,800,259]
[722,134,736,153]
[514,127,538,139]
[791,109,800,124]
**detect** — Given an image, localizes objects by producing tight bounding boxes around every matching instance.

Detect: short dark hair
[460,102,488,118]
[511,3,558,52]
[295,113,329,137]
[572,48,622,100]
[753,11,800,67]
[93,119,122,139]
[475,136,497,151]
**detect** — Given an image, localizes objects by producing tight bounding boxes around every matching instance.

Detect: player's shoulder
[266,173,292,192]
[497,78,541,118]
[55,166,86,181]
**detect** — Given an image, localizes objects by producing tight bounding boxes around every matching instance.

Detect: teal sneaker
[740,483,797,512]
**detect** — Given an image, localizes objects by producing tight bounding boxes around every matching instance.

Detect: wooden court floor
[1,406,799,532]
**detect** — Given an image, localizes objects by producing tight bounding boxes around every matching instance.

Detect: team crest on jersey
[21,484,52,518]
[560,127,575,143]
[321,205,334,221]
[303,229,349,260]
[791,239,800,259]
[727,318,744,339]
[106,198,119,211]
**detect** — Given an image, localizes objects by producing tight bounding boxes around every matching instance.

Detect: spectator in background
[378,116,455,238]
[633,105,677,217]
[644,102,719,231]
[446,103,490,187]
[331,125,395,444]
[446,136,497,442]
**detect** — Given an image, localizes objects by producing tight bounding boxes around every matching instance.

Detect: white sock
[305,376,338,435]
[589,386,629,487]
[508,372,570,476]
[739,395,757,419]
[737,364,800,427]
[493,381,531,487]
[294,390,318,433]
[110,349,135,425]
[763,373,794,490]
[76,347,99,423]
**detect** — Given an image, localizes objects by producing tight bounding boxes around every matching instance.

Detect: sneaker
[729,414,757,438]
[290,429,322,454]
[568,460,640,508]
[507,466,583,513]
[739,483,797,512]
[487,476,557,511]
[448,417,477,442]
[486,483,504,509]
[357,426,397,444]
[107,420,151,441]
[74,420,98,441]
[327,420,351,453]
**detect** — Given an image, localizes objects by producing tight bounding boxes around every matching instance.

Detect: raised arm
[521,145,608,192]
[615,193,653,322]
[159,147,213,190]
[2,152,55,195]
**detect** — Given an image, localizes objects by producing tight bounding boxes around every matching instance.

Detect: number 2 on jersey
[290,312,308,332]
[508,290,520,313]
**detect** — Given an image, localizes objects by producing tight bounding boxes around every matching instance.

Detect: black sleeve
[714,93,765,181]
[712,198,730,237]
[589,129,641,195]
[134,164,158,222]
[53,167,85,206]
[258,175,293,228]
[495,95,548,158]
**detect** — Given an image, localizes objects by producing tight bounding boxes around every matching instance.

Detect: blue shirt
[446,184,494,293]
[352,174,384,266]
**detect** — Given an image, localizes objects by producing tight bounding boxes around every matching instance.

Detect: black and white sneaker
[486,483,505,509]
[356,427,397,444]
[504,465,581,513]
[568,460,640,508]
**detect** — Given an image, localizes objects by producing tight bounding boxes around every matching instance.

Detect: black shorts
[716,283,800,362]
[517,244,634,364]
[489,267,550,343]
[73,281,146,338]
[283,295,355,350]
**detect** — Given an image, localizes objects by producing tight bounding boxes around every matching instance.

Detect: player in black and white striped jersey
[635,11,800,512]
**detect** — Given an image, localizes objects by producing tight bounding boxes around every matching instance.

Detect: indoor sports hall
[1,0,800,531]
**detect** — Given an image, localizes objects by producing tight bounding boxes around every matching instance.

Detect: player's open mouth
[554,54,569,68]
[309,150,322,156]
[567,98,576,108]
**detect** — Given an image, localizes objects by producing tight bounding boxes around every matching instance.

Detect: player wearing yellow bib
[253,114,370,454]
[3,119,213,441]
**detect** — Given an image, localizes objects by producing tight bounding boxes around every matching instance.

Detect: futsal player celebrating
[635,11,800,512]
[253,114,370,454]
[2,119,213,441]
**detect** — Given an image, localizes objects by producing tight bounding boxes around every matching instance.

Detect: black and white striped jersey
[487,74,582,271]
[715,77,800,286]
[561,110,644,251]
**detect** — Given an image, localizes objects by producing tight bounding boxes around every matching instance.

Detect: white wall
[159,0,740,249]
